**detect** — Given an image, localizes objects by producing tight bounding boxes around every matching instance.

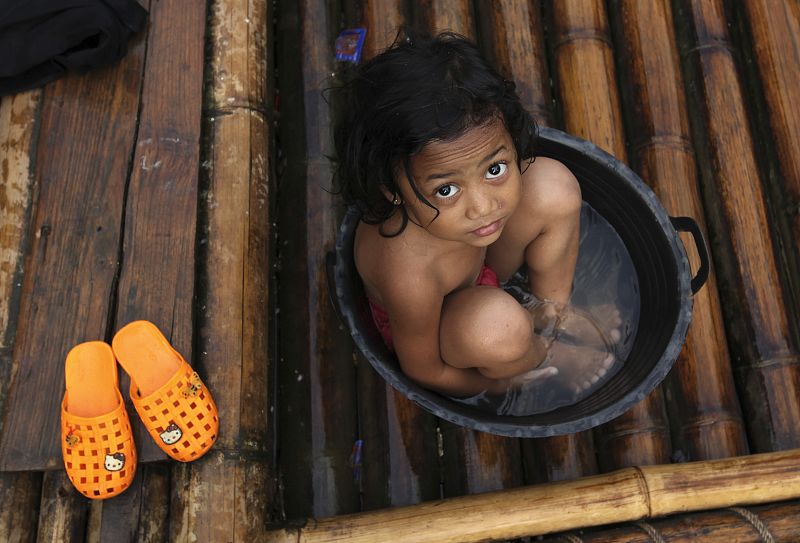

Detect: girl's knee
[441,288,532,365]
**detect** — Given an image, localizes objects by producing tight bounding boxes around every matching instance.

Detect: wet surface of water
[454,202,641,415]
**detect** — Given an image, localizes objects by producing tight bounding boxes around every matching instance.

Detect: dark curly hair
[333,30,538,236]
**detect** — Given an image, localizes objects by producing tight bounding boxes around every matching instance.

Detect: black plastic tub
[329,126,709,438]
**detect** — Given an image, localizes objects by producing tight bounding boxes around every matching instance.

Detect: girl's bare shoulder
[519,157,581,217]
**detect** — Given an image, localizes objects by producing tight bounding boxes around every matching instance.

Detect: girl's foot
[542,341,617,395]
[558,304,622,349]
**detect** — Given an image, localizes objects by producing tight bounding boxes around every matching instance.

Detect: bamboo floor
[1,0,799,541]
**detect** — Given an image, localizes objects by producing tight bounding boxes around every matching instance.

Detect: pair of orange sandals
[61,320,219,500]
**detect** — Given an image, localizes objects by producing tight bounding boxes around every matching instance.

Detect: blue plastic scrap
[335,28,367,63]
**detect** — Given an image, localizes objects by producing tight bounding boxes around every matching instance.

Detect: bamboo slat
[0,90,42,543]
[477,0,554,125]
[675,0,800,452]
[742,0,800,335]
[549,0,671,470]
[0,28,147,471]
[0,471,41,543]
[265,449,800,543]
[609,0,748,461]
[36,471,88,543]
[276,0,359,519]
[166,0,274,538]
[89,0,204,537]
[475,0,598,483]
[414,2,524,498]
[354,1,441,511]
[544,500,800,542]
[415,0,474,38]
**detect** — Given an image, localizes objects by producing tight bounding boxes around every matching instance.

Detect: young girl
[335,32,616,398]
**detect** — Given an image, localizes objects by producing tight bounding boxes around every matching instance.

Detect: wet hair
[333,30,538,236]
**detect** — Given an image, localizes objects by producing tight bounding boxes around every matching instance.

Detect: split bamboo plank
[0,470,41,543]
[417,2,523,498]
[609,0,748,461]
[165,0,274,538]
[0,90,42,543]
[415,0,474,38]
[675,0,800,452]
[0,29,147,471]
[276,0,360,519]
[265,449,800,543]
[544,500,800,542]
[36,470,88,543]
[741,0,800,335]
[356,0,441,511]
[477,0,598,484]
[549,0,671,470]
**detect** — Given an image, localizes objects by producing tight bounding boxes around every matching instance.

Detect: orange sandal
[61,341,137,499]
[112,321,218,462]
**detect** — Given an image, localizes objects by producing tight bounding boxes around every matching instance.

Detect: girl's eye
[435,184,460,198]
[486,162,507,179]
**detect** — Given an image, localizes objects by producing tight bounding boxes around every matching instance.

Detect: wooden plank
[609,0,748,461]
[356,0,441,510]
[168,0,275,536]
[265,449,800,543]
[674,0,800,452]
[276,0,360,519]
[0,30,147,471]
[477,0,598,484]
[548,0,671,469]
[543,500,800,542]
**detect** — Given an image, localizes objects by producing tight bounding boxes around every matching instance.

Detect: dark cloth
[0,0,147,96]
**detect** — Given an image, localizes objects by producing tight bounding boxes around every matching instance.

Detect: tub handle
[670,216,709,295]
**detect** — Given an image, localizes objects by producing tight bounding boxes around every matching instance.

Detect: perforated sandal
[61,341,137,499]
[112,321,218,462]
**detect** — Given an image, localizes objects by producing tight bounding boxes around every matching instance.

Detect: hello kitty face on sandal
[160,423,183,445]
[104,453,125,472]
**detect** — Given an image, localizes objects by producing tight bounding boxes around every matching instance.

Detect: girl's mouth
[471,219,502,237]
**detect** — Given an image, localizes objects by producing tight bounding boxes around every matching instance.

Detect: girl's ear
[380,186,402,206]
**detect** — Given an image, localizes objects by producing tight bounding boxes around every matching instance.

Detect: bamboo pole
[549,0,671,470]
[476,0,599,484]
[276,0,360,518]
[741,0,800,338]
[608,0,748,461]
[674,0,800,452]
[164,0,274,539]
[265,449,800,543]
[356,0,441,510]
[544,500,800,542]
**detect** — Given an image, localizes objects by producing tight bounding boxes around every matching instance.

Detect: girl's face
[397,118,521,247]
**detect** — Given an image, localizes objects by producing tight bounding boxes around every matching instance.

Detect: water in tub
[455,202,641,415]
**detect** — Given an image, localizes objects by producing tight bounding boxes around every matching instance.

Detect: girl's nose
[465,188,497,220]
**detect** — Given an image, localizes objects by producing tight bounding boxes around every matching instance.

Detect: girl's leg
[439,286,546,379]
